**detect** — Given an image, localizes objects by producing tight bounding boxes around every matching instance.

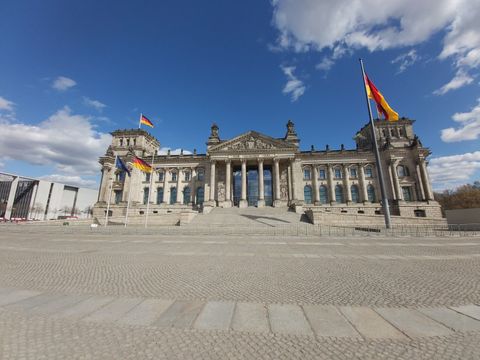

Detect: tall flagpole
[359,59,392,229]
[138,113,142,129]
[105,156,117,227]
[124,166,133,228]
[144,153,154,228]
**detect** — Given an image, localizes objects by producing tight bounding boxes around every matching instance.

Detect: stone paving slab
[154,300,204,329]
[0,289,41,306]
[194,301,236,330]
[5,293,63,313]
[231,302,270,333]
[31,294,90,315]
[450,305,480,321]
[375,308,453,338]
[117,298,174,326]
[303,305,361,338]
[340,307,407,340]
[268,304,313,336]
[418,307,480,332]
[55,296,114,319]
[82,298,143,323]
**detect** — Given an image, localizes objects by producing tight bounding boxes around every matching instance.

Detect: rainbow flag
[132,156,152,173]
[140,114,154,128]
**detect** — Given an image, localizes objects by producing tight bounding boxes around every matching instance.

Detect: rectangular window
[172,172,177,181]
[303,169,311,180]
[197,170,204,181]
[365,167,373,178]
[402,186,413,202]
[143,188,149,205]
[114,190,122,204]
[185,171,191,182]
[145,173,150,182]
[319,169,326,179]
[158,172,164,182]
[334,168,342,179]
[350,168,357,178]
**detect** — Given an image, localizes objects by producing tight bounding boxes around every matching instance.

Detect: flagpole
[124,166,133,228]
[138,113,142,129]
[105,156,117,227]
[144,153,154,228]
[359,59,392,229]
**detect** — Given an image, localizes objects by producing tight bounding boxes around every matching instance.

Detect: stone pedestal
[274,200,288,207]
[220,200,232,208]
[239,200,248,208]
[257,199,265,208]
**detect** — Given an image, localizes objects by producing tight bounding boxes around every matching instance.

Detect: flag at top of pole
[364,74,399,121]
[138,113,154,128]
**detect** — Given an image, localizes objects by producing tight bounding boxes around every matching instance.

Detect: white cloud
[280,65,306,102]
[83,97,107,111]
[441,98,480,142]
[39,174,98,189]
[0,106,111,175]
[391,49,420,73]
[434,70,474,95]
[0,96,15,111]
[428,151,480,190]
[271,0,480,93]
[52,76,77,91]
[316,57,335,72]
[158,147,192,155]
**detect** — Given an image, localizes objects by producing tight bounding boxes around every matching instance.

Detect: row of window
[303,184,376,204]
[118,138,136,147]
[303,166,374,181]
[144,186,205,205]
[381,127,405,138]
[144,169,205,183]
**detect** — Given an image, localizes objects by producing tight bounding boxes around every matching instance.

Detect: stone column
[327,164,335,204]
[387,165,396,200]
[98,168,109,203]
[190,167,196,205]
[419,159,434,200]
[274,159,281,200]
[359,165,368,202]
[5,176,19,219]
[225,160,232,207]
[312,166,320,204]
[239,160,248,208]
[415,163,425,201]
[343,165,352,203]
[257,159,265,207]
[162,168,169,203]
[287,163,292,201]
[288,159,296,201]
[390,160,403,201]
[209,161,216,204]
[176,168,183,204]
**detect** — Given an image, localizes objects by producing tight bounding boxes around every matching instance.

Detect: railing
[3,222,480,238]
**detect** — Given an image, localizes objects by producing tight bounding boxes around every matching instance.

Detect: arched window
[319,185,328,204]
[183,187,191,205]
[334,167,342,179]
[397,165,409,177]
[364,166,373,178]
[157,187,164,204]
[351,185,360,203]
[303,168,311,180]
[143,187,149,205]
[335,185,344,203]
[367,184,376,202]
[169,187,177,205]
[304,185,313,204]
[196,187,204,205]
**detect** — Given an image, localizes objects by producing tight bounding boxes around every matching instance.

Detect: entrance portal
[232,166,273,206]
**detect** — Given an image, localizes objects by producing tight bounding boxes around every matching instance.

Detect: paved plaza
[0,219,480,359]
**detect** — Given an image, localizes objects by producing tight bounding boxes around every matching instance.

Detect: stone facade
[93,119,444,224]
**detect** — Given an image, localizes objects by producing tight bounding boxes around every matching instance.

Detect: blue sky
[0,0,479,189]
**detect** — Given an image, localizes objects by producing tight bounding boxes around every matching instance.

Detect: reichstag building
[93,119,444,226]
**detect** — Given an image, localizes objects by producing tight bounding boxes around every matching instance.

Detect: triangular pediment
[209,131,296,152]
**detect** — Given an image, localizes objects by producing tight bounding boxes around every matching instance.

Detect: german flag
[132,156,152,173]
[365,74,399,121]
[140,114,154,128]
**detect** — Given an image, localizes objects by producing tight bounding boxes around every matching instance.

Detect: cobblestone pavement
[0,227,480,359]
